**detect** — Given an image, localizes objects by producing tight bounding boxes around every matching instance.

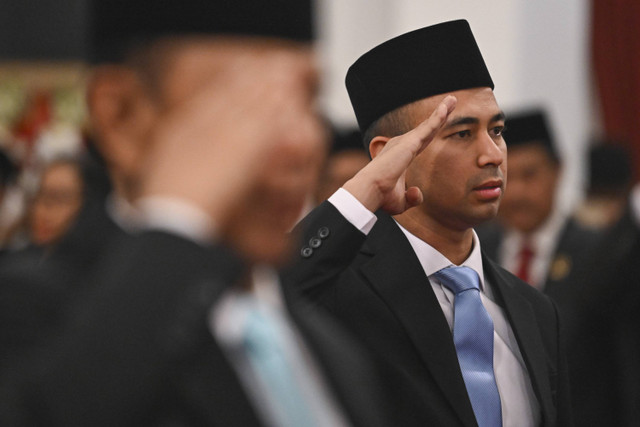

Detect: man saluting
[288,20,572,427]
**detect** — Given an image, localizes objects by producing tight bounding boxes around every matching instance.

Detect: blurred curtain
[591,0,640,180]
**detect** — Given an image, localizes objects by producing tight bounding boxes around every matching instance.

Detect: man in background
[0,149,19,252]
[574,142,634,229]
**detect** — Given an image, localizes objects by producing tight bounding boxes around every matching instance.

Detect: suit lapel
[361,214,477,427]
[284,291,388,427]
[484,256,556,425]
[164,270,264,427]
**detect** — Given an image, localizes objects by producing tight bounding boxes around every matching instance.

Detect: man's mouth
[473,179,503,200]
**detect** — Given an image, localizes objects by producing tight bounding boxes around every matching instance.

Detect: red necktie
[516,241,534,284]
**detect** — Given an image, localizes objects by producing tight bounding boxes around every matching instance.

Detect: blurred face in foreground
[90,37,325,265]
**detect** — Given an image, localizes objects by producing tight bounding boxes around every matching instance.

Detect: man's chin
[472,203,501,224]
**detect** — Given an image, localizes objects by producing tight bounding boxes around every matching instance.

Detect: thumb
[405,186,424,208]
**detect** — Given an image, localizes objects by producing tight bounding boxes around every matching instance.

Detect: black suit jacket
[0,230,396,427]
[285,201,573,427]
[0,196,124,367]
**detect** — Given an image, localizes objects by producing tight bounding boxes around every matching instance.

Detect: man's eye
[454,130,471,138]
[492,126,506,137]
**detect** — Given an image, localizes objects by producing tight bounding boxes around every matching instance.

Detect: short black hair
[361,104,415,156]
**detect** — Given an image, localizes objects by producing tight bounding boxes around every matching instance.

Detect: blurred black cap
[89,0,314,63]
[588,142,633,195]
[504,109,559,162]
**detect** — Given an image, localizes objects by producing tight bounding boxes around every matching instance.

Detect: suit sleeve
[283,201,368,306]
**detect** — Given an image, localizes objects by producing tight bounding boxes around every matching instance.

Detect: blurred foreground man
[0,1,403,426]
[287,21,572,427]
[477,110,600,322]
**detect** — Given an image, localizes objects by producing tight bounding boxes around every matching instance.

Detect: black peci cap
[88,0,314,63]
[504,109,559,162]
[588,143,632,194]
[346,20,494,133]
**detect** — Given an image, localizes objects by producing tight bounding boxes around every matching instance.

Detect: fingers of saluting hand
[341,95,456,214]
[381,95,457,158]
[413,94,457,153]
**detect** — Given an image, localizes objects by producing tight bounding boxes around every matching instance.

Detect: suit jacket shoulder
[1,229,395,427]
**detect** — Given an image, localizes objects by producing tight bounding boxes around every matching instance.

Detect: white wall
[316,0,593,210]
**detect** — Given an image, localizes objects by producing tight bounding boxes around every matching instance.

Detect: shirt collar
[106,193,141,232]
[395,221,486,290]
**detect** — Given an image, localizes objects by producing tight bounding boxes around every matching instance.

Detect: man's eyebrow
[443,116,478,130]
[442,111,506,130]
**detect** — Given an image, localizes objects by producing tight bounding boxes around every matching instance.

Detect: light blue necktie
[242,308,319,427]
[434,266,503,427]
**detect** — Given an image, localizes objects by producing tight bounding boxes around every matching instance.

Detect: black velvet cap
[346,20,494,133]
[88,0,314,63]
[505,109,559,162]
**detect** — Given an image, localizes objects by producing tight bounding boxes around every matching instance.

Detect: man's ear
[369,135,390,159]
[86,65,156,169]
[87,66,152,140]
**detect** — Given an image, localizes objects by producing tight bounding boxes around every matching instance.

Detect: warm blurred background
[0,0,638,249]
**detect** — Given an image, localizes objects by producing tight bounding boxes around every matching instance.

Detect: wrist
[342,174,382,212]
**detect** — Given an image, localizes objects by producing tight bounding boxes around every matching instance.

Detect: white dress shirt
[329,188,541,427]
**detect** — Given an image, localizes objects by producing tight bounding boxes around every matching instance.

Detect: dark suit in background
[477,217,601,332]
[285,202,572,427]
[0,194,124,367]
[568,204,640,427]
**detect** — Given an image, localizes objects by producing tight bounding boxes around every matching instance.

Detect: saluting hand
[342,95,456,214]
